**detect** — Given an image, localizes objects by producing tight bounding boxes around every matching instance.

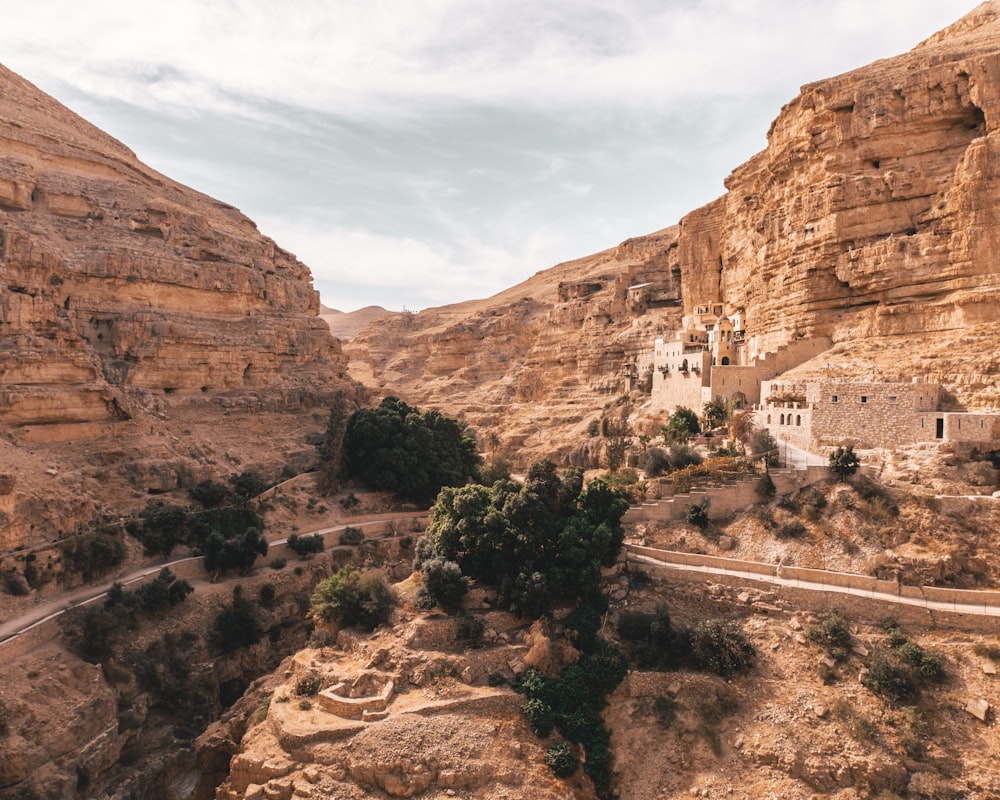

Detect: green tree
[702,399,729,430]
[829,445,861,482]
[419,460,628,617]
[666,406,701,443]
[214,585,262,653]
[202,526,268,575]
[311,567,396,631]
[749,429,780,466]
[603,403,632,473]
[343,397,481,504]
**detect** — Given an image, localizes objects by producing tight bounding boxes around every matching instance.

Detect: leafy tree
[829,445,861,482]
[603,403,632,473]
[729,410,755,454]
[419,460,628,617]
[214,585,262,653]
[666,406,701,444]
[702,399,729,430]
[317,389,352,495]
[419,557,468,611]
[343,396,481,504]
[287,533,324,555]
[202,526,268,575]
[749,429,780,466]
[311,567,396,631]
[189,480,234,508]
[230,470,269,500]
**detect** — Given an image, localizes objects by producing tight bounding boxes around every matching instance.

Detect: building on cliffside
[756,379,1000,451]
[648,302,831,414]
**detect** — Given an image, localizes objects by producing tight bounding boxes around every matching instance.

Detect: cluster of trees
[127,473,270,575]
[516,606,629,795]
[416,460,629,617]
[60,569,194,662]
[321,396,481,504]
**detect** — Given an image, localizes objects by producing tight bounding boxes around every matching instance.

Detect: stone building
[757,378,1000,450]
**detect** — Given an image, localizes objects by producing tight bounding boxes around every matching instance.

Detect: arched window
[721,356,730,365]
[780,414,785,425]
[767,414,771,425]
[796,414,801,426]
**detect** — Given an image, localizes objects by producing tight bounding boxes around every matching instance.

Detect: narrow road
[0,515,425,647]
[628,544,1000,618]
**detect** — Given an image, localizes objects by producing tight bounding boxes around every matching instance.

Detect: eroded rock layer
[0,64,347,547]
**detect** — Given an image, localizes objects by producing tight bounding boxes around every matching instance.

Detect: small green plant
[545,741,578,778]
[973,642,1000,661]
[310,567,396,631]
[287,533,324,555]
[298,699,312,710]
[269,557,287,570]
[339,527,364,546]
[807,610,852,662]
[685,499,710,529]
[295,672,323,696]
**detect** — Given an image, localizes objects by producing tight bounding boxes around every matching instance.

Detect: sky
[0,1,977,312]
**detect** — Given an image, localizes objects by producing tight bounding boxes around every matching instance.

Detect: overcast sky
[0,1,976,312]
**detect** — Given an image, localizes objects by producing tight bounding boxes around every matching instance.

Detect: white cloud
[0,1,973,121]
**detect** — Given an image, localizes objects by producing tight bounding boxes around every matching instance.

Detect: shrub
[230,470,270,500]
[754,472,776,500]
[259,583,276,608]
[685,499,710,529]
[545,742,578,778]
[420,558,468,610]
[295,672,323,696]
[777,520,806,539]
[829,445,860,482]
[287,533,324,555]
[339,527,364,546]
[639,446,671,477]
[807,610,852,661]
[214,586,262,653]
[522,697,554,737]
[689,619,755,677]
[269,557,287,570]
[310,567,396,631]
[480,455,512,485]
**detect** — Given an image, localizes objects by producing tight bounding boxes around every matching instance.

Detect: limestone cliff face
[687,1,1000,364]
[344,227,682,464]
[0,64,348,550]
[346,3,1000,447]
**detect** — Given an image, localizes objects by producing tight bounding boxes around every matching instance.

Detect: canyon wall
[346,2,1000,456]
[0,64,349,550]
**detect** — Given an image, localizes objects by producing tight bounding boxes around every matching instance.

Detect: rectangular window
[888,396,897,404]
[830,395,838,403]
[921,417,925,428]
[860,395,868,404]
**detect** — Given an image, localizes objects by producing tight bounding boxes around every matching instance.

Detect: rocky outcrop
[347,3,1000,456]
[0,63,350,550]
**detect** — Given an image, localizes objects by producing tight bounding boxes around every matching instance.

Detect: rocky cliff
[345,1,1000,455]
[0,63,349,550]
